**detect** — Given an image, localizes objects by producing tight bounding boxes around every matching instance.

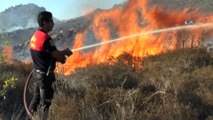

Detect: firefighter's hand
[64,48,73,57]
[60,56,66,64]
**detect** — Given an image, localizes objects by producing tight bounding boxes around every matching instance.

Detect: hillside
[0,4,99,61]
[0,0,213,119]
[0,48,212,120]
[0,4,46,33]
[50,48,213,120]
[149,0,213,12]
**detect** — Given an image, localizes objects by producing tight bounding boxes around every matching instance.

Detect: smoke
[64,0,126,19]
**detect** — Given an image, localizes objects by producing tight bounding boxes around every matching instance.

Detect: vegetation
[48,48,213,120]
[0,76,17,100]
[0,48,209,120]
[0,59,32,120]
[0,48,213,120]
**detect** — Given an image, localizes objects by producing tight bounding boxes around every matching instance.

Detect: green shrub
[0,76,17,100]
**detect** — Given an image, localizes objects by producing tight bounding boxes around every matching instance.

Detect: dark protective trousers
[28,70,55,119]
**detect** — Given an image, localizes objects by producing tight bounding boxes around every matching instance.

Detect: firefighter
[28,11,72,119]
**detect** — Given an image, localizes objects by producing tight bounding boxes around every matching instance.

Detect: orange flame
[2,44,13,63]
[62,0,213,75]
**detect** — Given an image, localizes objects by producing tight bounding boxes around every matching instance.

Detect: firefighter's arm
[51,50,66,64]
[51,49,73,64]
[44,39,72,64]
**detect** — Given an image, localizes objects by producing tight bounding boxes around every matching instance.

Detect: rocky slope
[0,3,46,33]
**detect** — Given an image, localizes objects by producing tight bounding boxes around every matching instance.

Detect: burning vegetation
[0,48,213,120]
[49,48,213,120]
[60,0,213,75]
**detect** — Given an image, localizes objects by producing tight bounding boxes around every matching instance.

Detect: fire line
[71,23,213,52]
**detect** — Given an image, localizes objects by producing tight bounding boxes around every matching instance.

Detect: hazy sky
[0,0,126,20]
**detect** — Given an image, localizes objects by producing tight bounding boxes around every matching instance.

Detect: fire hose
[23,70,33,118]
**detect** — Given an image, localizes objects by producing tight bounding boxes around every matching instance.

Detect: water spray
[72,23,213,52]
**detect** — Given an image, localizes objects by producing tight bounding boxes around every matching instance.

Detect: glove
[64,48,73,57]
[60,56,66,64]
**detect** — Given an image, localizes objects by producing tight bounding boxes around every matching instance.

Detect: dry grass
[0,48,213,120]
[48,48,213,120]
[0,60,32,120]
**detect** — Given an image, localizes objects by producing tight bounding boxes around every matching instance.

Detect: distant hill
[0,3,45,33]
[0,6,103,61]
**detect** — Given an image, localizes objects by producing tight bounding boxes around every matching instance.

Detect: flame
[62,0,213,75]
[2,44,13,63]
